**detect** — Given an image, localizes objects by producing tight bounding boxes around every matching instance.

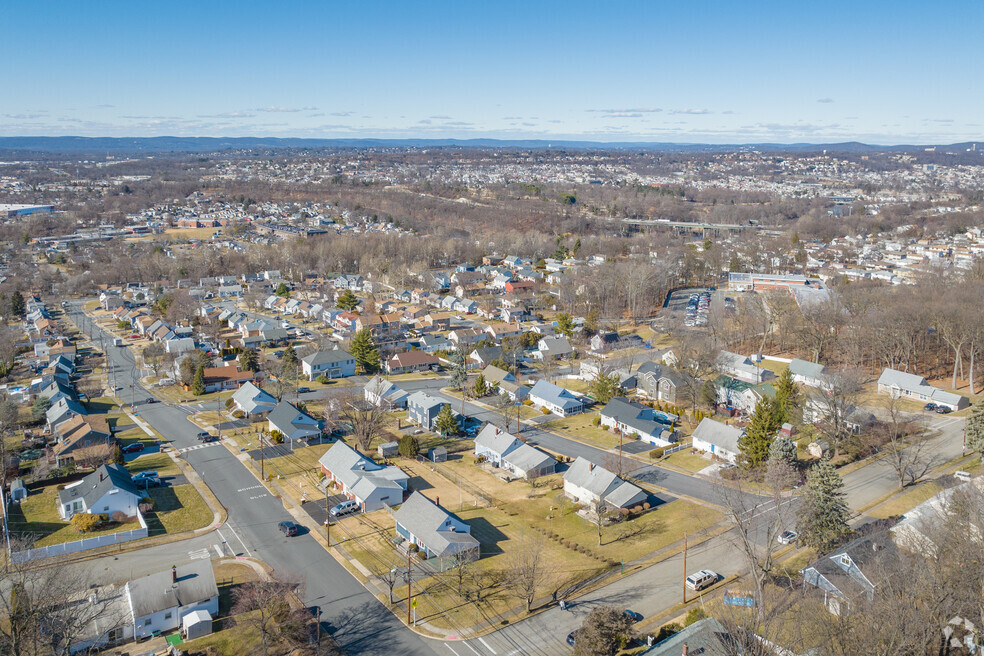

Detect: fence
[10,510,149,563]
[662,441,692,456]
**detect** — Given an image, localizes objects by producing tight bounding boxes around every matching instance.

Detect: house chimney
[589,463,594,472]
[682,644,688,656]
[99,472,104,482]
[171,565,177,584]
[436,496,440,507]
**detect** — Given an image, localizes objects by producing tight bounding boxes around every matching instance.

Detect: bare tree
[510,533,547,613]
[232,576,306,656]
[809,367,865,455]
[330,388,387,451]
[880,396,931,489]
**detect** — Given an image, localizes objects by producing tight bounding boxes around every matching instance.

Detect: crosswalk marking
[179,442,223,453]
[189,548,211,560]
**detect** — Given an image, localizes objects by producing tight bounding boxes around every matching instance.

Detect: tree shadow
[406,476,433,493]
[466,516,509,556]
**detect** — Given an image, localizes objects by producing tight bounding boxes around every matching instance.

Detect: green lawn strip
[539,413,626,450]
[183,611,263,656]
[660,450,712,473]
[12,486,143,547]
[126,452,181,477]
[867,481,943,519]
[144,484,213,535]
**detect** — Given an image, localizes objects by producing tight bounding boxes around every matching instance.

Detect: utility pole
[515,401,520,435]
[260,431,265,480]
[682,532,688,604]
[324,485,331,546]
[406,547,412,626]
[618,427,624,477]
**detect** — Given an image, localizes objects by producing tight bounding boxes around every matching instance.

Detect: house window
[144,619,152,626]
[104,506,109,511]
[165,612,172,619]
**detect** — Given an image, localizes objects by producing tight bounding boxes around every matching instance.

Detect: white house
[301,349,357,381]
[789,358,826,388]
[57,464,143,521]
[319,441,409,512]
[562,457,647,510]
[363,375,410,409]
[393,491,480,561]
[598,397,678,448]
[876,368,969,411]
[691,418,743,464]
[126,561,219,642]
[231,381,278,418]
[474,425,557,479]
[528,379,583,416]
[715,351,772,384]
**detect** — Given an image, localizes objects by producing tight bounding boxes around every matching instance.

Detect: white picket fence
[663,442,692,456]
[11,511,148,563]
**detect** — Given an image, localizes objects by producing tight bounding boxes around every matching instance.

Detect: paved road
[69,303,444,656]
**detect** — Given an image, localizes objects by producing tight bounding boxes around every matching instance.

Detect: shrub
[398,434,420,458]
[98,513,110,523]
[541,407,551,415]
[685,607,707,626]
[649,447,667,459]
[408,543,419,553]
[111,511,127,524]
[231,410,245,419]
[522,399,533,406]
[592,415,601,426]
[643,501,651,511]
[71,513,101,533]
[316,374,331,384]
[224,398,235,409]
[270,430,284,444]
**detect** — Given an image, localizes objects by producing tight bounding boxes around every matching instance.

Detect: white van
[330,499,359,517]
[685,569,717,591]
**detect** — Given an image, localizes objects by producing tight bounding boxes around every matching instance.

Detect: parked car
[566,632,576,647]
[278,521,299,537]
[685,569,718,591]
[144,397,158,404]
[133,471,158,481]
[624,609,644,622]
[777,530,798,545]
[924,402,938,411]
[298,387,310,394]
[936,406,953,414]
[196,431,213,441]
[121,443,145,454]
[136,477,161,489]
[330,500,359,517]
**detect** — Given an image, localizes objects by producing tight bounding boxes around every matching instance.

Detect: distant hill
[0,135,977,154]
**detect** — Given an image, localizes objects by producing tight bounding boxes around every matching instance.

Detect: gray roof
[636,361,685,387]
[482,365,515,384]
[57,464,140,509]
[267,401,320,436]
[789,358,825,379]
[878,367,967,407]
[364,376,410,406]
[127,560,218,619]
[303,349,354,366]
[538,335,573,357]
[692,418,743,453]
[232,381,277,414]
[599,397,673,439]
[529,379,581,410]
[393,491,479,558]
[638,617,730,656]
[475,425,556,474]
[318,441,408,494]
[407,391,445,412]
[563,457,645,508]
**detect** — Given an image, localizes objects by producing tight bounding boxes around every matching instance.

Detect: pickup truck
[113,337,124,347]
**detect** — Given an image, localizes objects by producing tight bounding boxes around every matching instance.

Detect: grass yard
[126,452,181,477]
[661,449,712,473]
[162,226,221,239]
[540,413,626,450]
[184,612,263,656]
[9,486,142,547]
[868,480,943,519]
[145,484,213,535]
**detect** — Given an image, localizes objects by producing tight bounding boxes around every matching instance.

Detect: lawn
[661,449,712,473]
[540,412,627,450]
[868,480,943,519]
[126,452,181,478]
[10,486,142,547]
[145,484,213,535]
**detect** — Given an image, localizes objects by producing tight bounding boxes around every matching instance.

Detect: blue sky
[2,0,981,143]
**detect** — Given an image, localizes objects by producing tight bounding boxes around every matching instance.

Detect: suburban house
[590,331,643,353]
[393,491,480,562]
[364,375,410,409]
[385,350,439,375]
[634,361,685,404]
[563,457,647,510]
[407,391,448,430]
[636,617,731,656]
[469,346,503,369]
[715,351,772,384]
[528,379,583,416]
[126,561,219,641]
[598,397,678,448]
[267,401,321,441]
[318,441,409,512]
[691,417,743,464]
[891,477,984,554]
[803,395,874,434]
[231,381,278,418]
[876,368,969,411]
[52,415,115,467]
[802,534,892,616]
[46,397,86,432]
[534,335,573,361]
[200,364,254,393]
[713,375,775,414]
[301,349,357,381]
[789,358,827,388]
[57,464,143,520]
[482,365,529,401]
[474,425,557,479]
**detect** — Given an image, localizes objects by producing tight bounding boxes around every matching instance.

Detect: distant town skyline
[3,0,982,143]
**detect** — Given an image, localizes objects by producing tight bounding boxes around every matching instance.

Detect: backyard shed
[181,609,213,640]
[378,441,399,459]
[428,446,447,463]
[9,478,26,502]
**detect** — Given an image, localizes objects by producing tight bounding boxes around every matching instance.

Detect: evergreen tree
[349,328,379,374]
[336,290,359,311]
[584,308,600,336]
[738,397,784,469]
[398,434,419,458]
[110,444,125,465]
[591,371,623,404]
[555,312,576,338]
[31,396,51,422]
[10,291,25,318]
[191,364,206,396]
[449,348,468,391]
[774,368,802,420]
[768,434,797,465]
[239,348,259,372]
[274,282,290,298]
[281,345,298,369]
[473,372,487,397]
[798,458,851,552]
[434,404,460,436]
[965,403,984,460]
